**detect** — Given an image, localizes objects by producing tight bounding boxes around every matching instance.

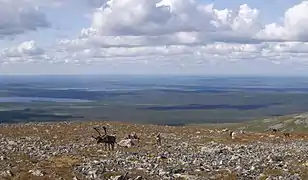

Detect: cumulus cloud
[87,0,108,7]
[2,41,44,57]
[88,0,260,40]
[3,0,308,73]
[51,0,308,67]
[61,0,262,52]
[257,1,308,41]
[0,40,51,64]
[82,0,308,43]
[0,0,51,37]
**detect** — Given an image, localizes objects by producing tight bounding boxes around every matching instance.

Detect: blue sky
[1,0,308,75]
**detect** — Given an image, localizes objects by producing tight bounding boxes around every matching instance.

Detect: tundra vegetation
[0,113,308,180]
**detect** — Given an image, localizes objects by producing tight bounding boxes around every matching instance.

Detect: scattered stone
[222,128,229,132]
[0,122,308,179]
[118,139,134,148]
[7,140,16,145]
[135,176,142,180]
[29,169,44,177]
[5,170,13,177]
[268,124,284,130]
[173,174,198,180]
[0,170,13,178]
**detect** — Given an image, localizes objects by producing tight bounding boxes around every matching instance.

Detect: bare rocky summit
[0,121,308,180]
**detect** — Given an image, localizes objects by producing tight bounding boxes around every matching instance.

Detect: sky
[0,0,308,75]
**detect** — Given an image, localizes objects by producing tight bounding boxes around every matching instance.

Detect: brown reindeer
[127,132,140,142]
[229,131,234,138]
[92,126,116,150]
[283,132,290,138]
[156,133,162,146]
[271,128,279,133]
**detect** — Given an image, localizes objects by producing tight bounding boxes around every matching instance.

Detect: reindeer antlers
[93,127,102,137]
[102,126,107,135]
[93,126,108,137]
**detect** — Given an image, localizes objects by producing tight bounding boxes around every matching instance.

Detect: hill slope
[226,113,308,133]
[0,119,308,180]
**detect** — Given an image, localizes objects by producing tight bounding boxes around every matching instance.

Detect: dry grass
[1,121,308,180]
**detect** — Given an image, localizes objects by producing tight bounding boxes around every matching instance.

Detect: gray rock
[29,169,44,177]
[118,139,134,148]
[173,174,198,180]
[1,123,308,180]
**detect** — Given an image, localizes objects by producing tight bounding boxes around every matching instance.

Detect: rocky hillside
[230,113,308,133]
[0,120,308,180]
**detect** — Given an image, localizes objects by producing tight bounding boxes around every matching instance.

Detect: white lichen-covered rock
[231,131,237,139]
[1,122,308,180]
[222,128,229,132]
[118,139,134,148]
[268,123,284,130]
[173,174,198,180]
[29,169,44,177]
[110,175,123,180]
[200,146,218,154]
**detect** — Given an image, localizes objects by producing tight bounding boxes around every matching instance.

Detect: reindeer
[156,133,162,146]
[229,130,237,139]
[92,126,116,150]
[127,132,140,142]
[229,131,234,138]
[270,128,279,133]
[283,132,290,138]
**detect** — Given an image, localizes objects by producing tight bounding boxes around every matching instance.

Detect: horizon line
[1,74,308,77]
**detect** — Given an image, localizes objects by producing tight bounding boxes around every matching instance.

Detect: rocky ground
[0,121,308,180]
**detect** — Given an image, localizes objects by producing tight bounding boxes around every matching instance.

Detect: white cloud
[3,0,308,74]
[0,0,70,38]
[2,40,44,57]
[0,40,51,63]
[257,1,308,41]
[52,0,308,67]
[82,0,308,43]
[0,0,51,37]
[89,0,260,40]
